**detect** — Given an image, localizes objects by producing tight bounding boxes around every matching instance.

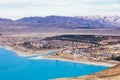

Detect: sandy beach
[0,46,34,57]
[0,46,116,67]
[29,56,115,67]
[0,45,58,57]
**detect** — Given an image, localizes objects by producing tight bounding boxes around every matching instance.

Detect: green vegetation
[111,55,120,61]
[44,35,108,44]
[108,41,120,45]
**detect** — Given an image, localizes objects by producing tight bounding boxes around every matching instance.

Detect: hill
[0,16,120,29]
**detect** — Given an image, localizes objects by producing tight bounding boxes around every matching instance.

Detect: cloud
[0,0,119,19]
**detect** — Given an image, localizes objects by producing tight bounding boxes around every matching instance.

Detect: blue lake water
[24,50,59,58]
[0,48,108,80]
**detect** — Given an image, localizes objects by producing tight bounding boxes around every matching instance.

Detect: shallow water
[0,48,108,80]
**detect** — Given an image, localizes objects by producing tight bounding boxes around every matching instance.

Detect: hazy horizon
[0,0,120,19]
[1,15,120,20]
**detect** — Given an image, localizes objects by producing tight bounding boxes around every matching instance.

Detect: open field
[0,27,120,37]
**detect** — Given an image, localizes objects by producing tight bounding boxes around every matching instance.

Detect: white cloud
[0,0,119,19]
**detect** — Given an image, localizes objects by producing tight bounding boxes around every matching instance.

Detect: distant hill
[0,16,120,29]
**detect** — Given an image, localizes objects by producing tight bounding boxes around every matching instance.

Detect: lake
[0,48,108,80]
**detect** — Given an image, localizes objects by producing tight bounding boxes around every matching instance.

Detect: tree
[0,33,2,36]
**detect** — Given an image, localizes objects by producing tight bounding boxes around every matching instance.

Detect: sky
[0,0,120,19]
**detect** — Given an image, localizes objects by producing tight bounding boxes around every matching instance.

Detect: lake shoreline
[0,46,116,67]
[30,57,115,67]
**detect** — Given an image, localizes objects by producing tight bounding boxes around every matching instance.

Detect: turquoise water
[0,48,108,80]
[24,50,59,58]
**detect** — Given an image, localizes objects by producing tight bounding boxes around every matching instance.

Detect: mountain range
[0,15,120,29]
